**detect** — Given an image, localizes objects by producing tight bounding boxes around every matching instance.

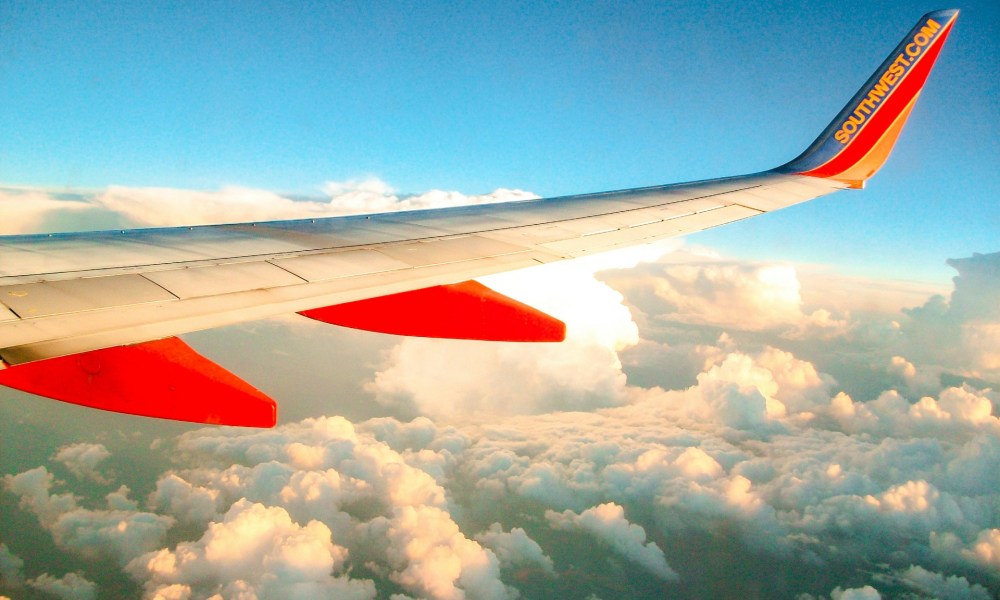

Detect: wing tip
[778,9,958,186]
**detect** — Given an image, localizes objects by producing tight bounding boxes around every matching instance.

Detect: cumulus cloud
[366,243,676,419]
[52,443,113,484]
[147,474,222,527]
[439,327,998,588]
[829,586,881,600]
[27,572,97,600]
[824,386,1000,443]
[127,499,374,600]
[963,528,1000,570]
[901,251,1000,380]
[3,467,174,565]
[379,505,512,600]
[4,243,1000,598]
[0,544,23,589]
[547,503,677,581]
[603,254,849,336]
[892,565,991,600]
[605,249,999,406]
[474,524,556,576]
[10,359,1000,597]
[150,416,511,599]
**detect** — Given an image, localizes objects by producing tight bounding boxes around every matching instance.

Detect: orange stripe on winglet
[795,12,957,184]
[825,93,920,188]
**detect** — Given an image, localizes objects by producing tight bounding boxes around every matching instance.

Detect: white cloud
[888,356,917,380]
[0,543,23,589]
[147,474,221,526]
[27,572,97,600]
[0,188,95,234]
[157,417,512,599]
[933,528,1000,572]
[49,505,175,566]
[474,524,556,576]
[96,185,321,227]
[824,386,1000,443]
[4,467,80,529]
[901,251,1000,380]
[146,584,190,600]
[127,499,374,600]
[615,344,834,437]
[97,178,531,228]
[605,255,849,335]
[107,485,140,511]
[366,243,676,419]
[0,178,538,237]
[962,322,1000,371]
[321,178,537,214]
[12,357,1000,596]
[380,505,512,600]
[830,586,881,600]
[895,565,991,600]
[52,443,112,484]
[963,528,1000,570]
[547,503,677,581]
[3,467,174,565]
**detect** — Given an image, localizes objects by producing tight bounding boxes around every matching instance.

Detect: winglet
[779,9,958,188]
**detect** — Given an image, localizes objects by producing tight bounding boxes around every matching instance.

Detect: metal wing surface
[0,173,842,364]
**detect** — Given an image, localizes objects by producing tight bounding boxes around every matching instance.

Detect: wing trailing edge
[0,337,276,427]
[779,9,958,188]
[300,280,566,342]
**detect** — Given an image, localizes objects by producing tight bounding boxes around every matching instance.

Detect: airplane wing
[0,10,959,427]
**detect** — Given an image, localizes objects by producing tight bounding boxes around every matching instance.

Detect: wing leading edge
[0,10,958,426]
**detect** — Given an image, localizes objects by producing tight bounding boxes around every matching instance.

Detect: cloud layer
[1,181,998,598]
[0,179,537,234]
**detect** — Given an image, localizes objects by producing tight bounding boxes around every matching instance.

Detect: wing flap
[300,280,566,342]
[1,275,176,318]
[538,204,762,256]
[0,337,276,427]
[142,261,306,300]
[272,249,411,282]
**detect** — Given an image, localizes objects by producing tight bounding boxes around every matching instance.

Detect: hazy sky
[1,2,999,599]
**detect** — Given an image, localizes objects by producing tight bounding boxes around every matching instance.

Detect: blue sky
[0,0,996,281]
